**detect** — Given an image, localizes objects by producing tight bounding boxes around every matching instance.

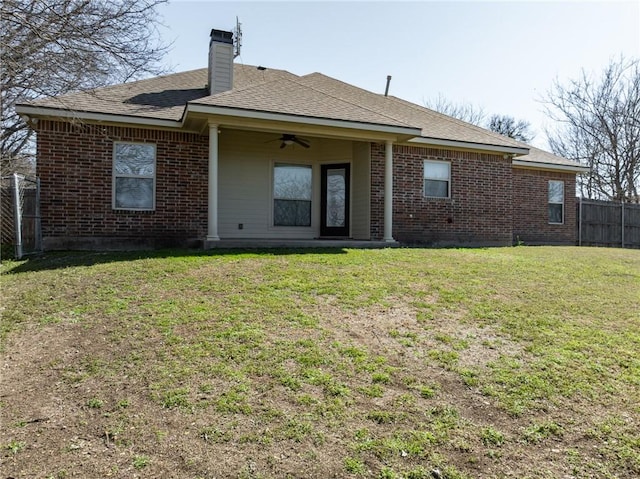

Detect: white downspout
[383,140,395,242]
[207,122,220,241]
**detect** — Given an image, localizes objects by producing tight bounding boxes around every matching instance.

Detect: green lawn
[1,247,639,478]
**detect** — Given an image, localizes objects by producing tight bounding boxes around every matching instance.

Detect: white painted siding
[351,142,371,239]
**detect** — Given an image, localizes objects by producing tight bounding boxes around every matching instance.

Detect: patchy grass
[1,246,639,478]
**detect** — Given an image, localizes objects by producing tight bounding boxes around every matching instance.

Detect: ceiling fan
[274,134,310,149]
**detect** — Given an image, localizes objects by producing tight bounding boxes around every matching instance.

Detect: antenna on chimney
[233,16,242,58]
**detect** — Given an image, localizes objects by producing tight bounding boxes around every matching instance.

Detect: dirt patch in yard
[1,278,637,478]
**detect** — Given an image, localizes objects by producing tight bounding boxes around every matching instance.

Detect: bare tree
[424,93,486,126]
[487,114,534,143]
[543,56,640,202]
[425,95,535,142]
[0,0,170,174]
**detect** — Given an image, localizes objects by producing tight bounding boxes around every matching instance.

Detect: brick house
[16,29,586,250]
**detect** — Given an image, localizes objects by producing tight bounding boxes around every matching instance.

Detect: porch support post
[383,139,395,242]
[207,122,220,241]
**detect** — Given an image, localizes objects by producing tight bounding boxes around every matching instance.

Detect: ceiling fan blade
[294,138,310,148]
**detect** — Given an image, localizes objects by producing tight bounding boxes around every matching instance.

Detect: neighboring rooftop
[513,146,586,169]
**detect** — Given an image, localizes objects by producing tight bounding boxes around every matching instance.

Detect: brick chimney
[208,29,234,95]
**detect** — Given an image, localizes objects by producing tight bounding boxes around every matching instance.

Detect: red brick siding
[512,168,577,244]
[371,144,513,245]
[35,121,579,249]
[36,121,209,246]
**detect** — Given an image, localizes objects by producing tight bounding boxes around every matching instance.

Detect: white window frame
[423,159,451,198]
[272,162,313,227]
[112,142,156,211]
[548,180,564,224]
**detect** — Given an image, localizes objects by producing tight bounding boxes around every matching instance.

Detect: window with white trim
[548,180,564,224]
[113,142,156,210]
[423,160,451,198]
[273,163,312,226]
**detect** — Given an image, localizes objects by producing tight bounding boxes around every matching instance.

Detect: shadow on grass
[2,247,352,274]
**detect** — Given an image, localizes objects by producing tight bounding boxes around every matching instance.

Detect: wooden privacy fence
[577,199,640,249]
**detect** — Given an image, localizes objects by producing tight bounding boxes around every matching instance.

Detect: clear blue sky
[158,1,640,148]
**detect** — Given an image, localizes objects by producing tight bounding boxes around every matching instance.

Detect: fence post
[35,177,42,252]
[12,173,23,259]
[578,196,583,246]
[621,200,625,248]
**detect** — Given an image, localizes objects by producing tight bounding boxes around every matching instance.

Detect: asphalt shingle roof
[29,68,209,120]
[192,77,414,127]
[27,65,297,121]
[296,73,524,149]
[22,63,583,168]
[514,146,585,169]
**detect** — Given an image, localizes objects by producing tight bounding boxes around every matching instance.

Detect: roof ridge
[293,73,415,128]
[98,68,207,93]
[45,64,298,103]
[29,68,209,105]
[238,63,297,73]
[186,64,300,101]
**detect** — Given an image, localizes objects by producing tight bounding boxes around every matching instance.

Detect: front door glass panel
[326,168,346,227]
